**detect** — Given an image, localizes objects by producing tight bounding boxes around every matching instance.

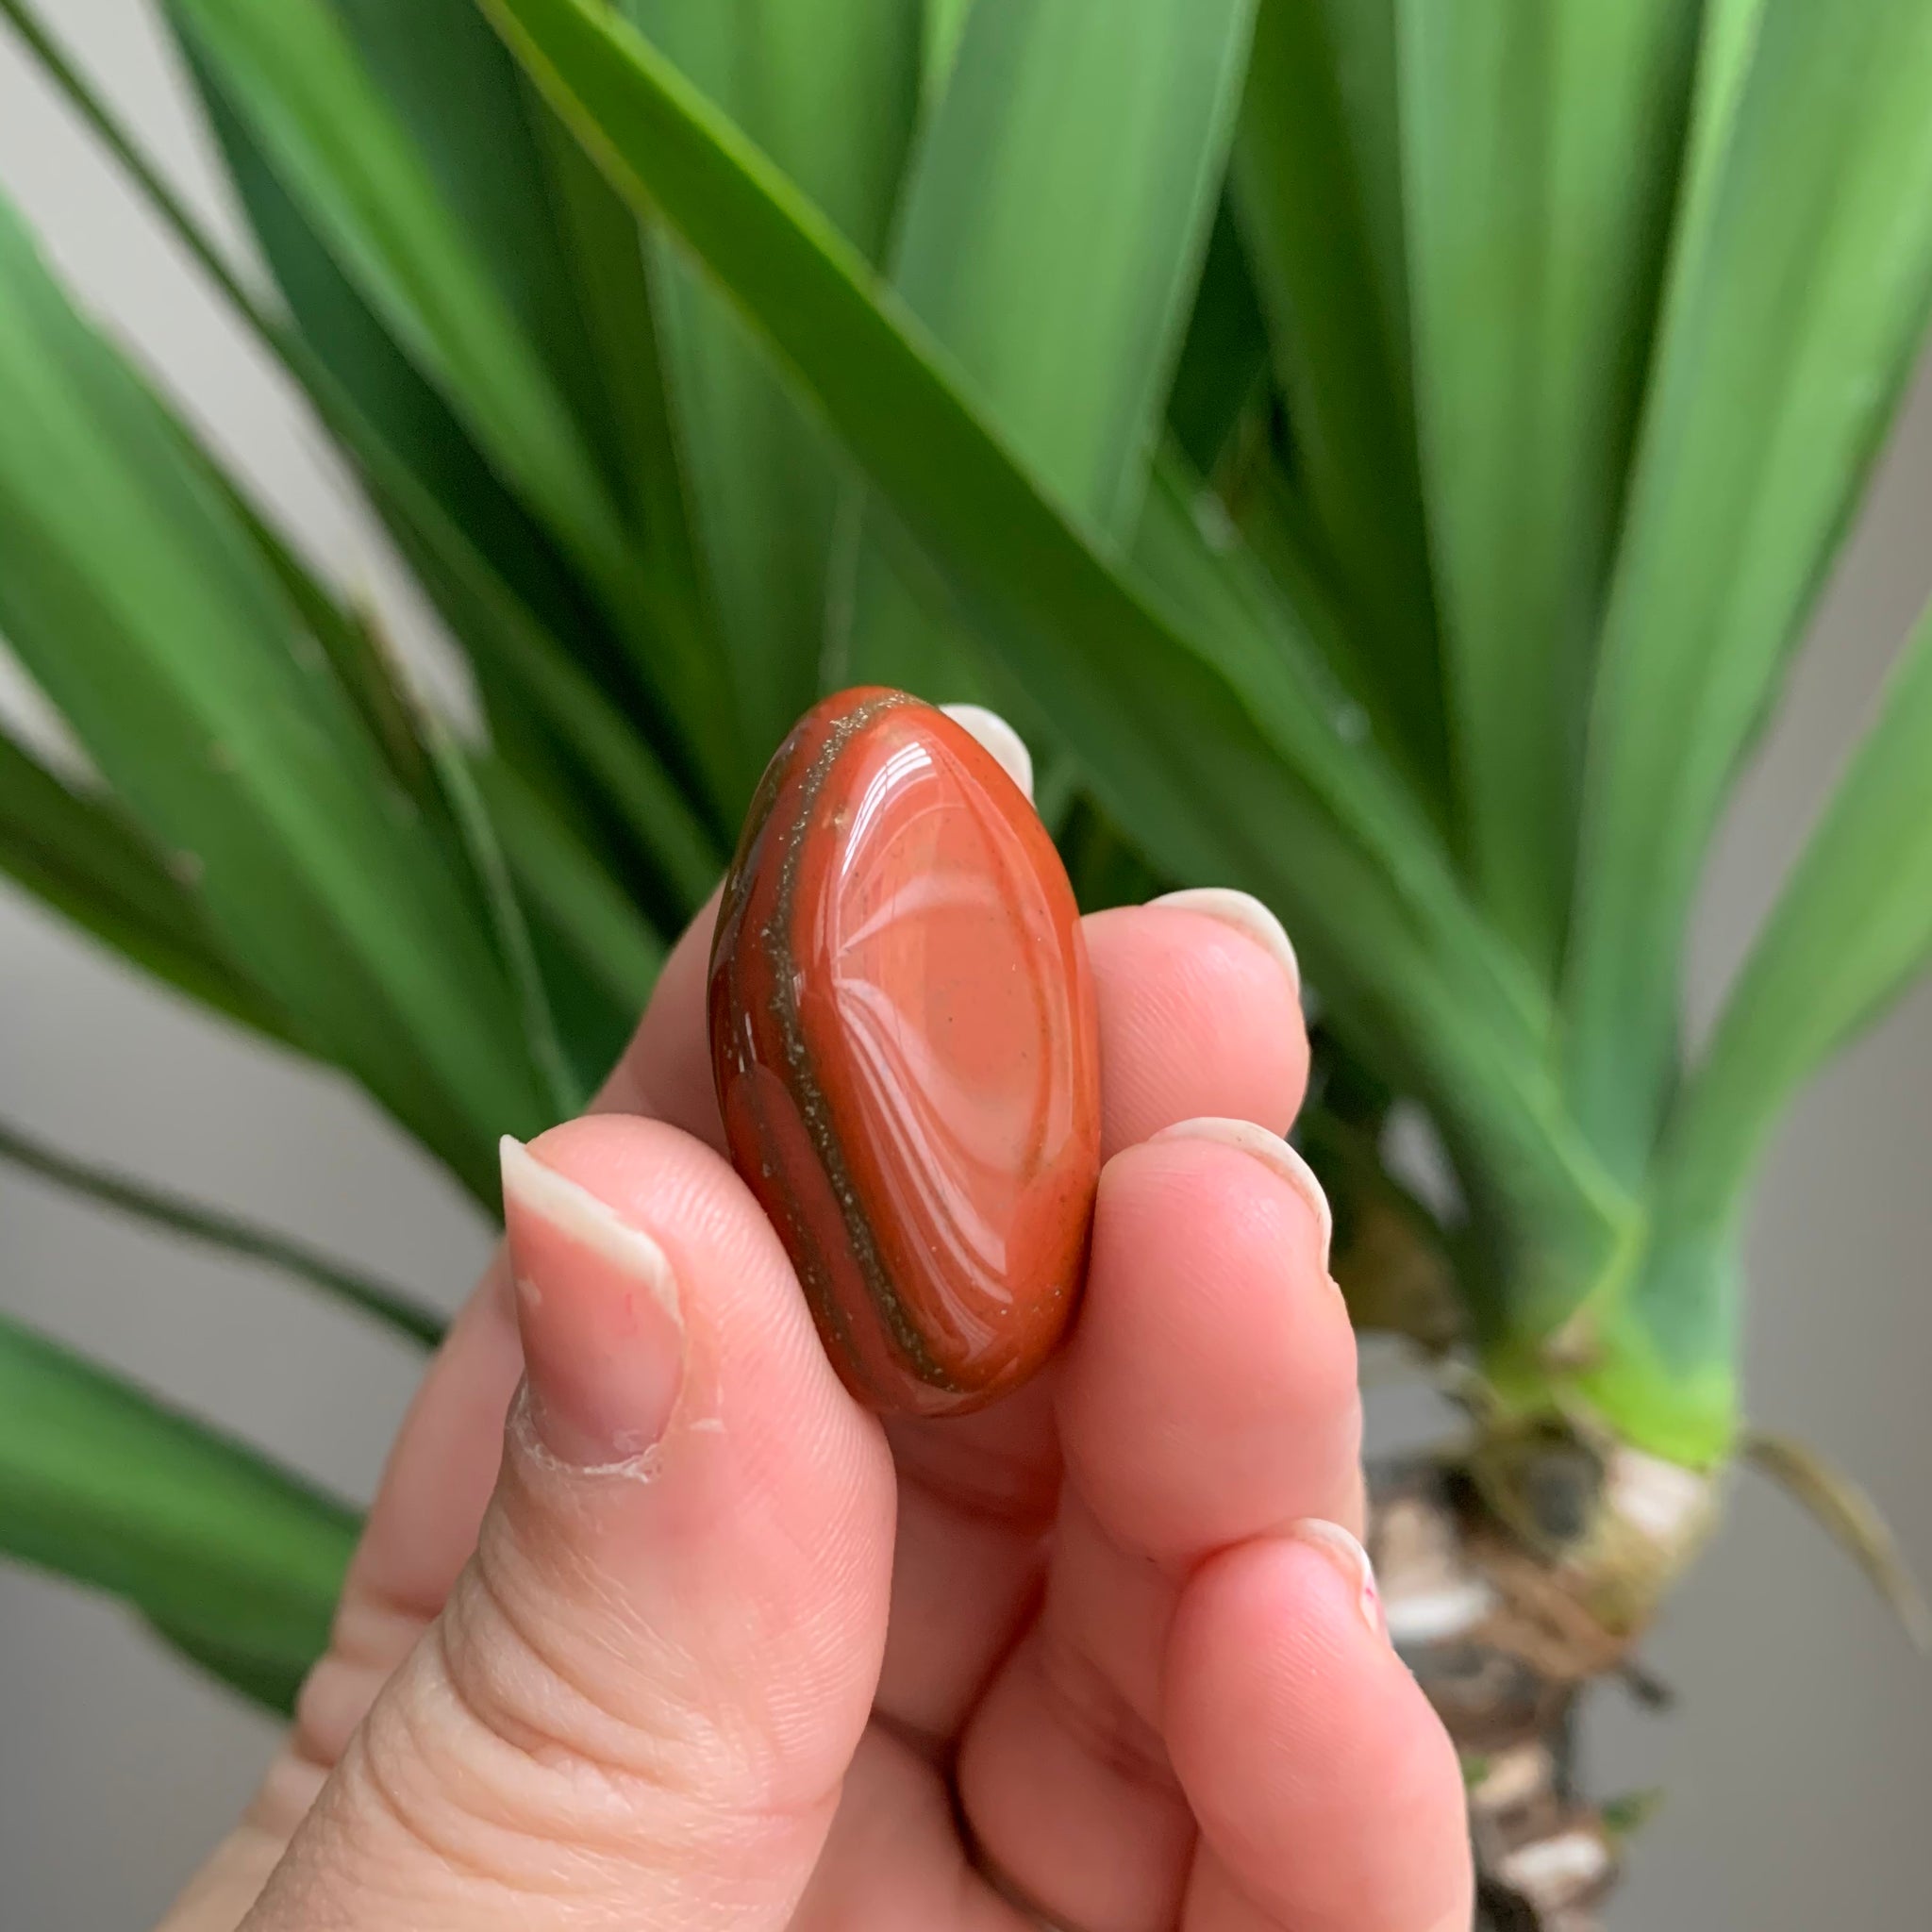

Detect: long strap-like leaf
[160,360,591,1125]
[0,726,293,1046]
[1,8,724,927]
[627,0,924,791]
[159,0,739,811]
[1166,197,1273,482]
[1566,0,1932,1177]
[323,0,660,524]
[471,756,667,1005]
[169,33,691,833]
[1571,598,1932,1467]
[1400,0,1701,975]
[0,199,548,1199]
[836,0,1257,720]
[0,1313,356,1709]
[1235,0,1445,811]
[165,0,623,594]
[1654,601,1932,1262]
[482,0,1637,1306]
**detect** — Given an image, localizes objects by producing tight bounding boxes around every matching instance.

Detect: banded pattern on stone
[708,689,1100,1416]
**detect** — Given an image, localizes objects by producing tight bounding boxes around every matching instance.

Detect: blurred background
[2,4,1928,1925]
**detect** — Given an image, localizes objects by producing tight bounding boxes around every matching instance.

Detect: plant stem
[0,1116,445,1345]
[0,1,269,327]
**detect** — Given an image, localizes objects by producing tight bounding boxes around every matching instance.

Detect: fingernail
[500,1136,685,1470]
[1149,888,1301,1007]
[1149,1117,1332,1270]
[942,703,1034,801]
[1290,1518,1386,1641]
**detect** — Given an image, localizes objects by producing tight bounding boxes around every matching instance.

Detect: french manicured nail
[942,703,1035,801]
[1150,1116,1332,1269]
[1150,888,1301,1007]
[1291,1518,1386,1641]
[500,1136,684,1469]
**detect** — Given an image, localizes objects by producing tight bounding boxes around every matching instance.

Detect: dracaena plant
[3,0,1931,1921]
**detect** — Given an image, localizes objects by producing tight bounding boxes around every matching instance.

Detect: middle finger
[873,894,1309,1742]
[955,1120,1359,1932]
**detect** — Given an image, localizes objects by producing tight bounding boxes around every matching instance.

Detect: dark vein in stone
[764,692,958,1393]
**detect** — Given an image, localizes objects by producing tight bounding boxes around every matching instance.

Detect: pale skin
[158,718,1474,1932]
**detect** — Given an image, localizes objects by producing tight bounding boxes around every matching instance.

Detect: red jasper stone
[708,688,1101,1417]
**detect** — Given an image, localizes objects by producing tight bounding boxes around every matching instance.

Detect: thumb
[244,1118,895,1931]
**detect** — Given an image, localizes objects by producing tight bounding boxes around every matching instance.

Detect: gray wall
[2,6,1928,1925]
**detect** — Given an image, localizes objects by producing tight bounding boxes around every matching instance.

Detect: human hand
[160,716,1473,1932]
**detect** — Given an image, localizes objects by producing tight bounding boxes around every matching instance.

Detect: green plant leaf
[1571,600,1932,1463]
[1227,455,1409,775]
[470,754,667,1091]
[471,754,667,1019]
[923,0,975,98]
[8,6,726,924]
[159,0,738,808]
[166,39,644,792]
[0,1115,443,1346]
[184,228,724,919]
[1653,603,1932,1257]
[316,370,728,920]
[1131,460,1635,1336]
[0,196,547,1199]
[0,725,292,1044]
[193,462,444,820]
[1566,0,1932,1176]
[317,0,660,521]
[1234,0,1444,808]
[1671,0,1769,270]
[420,722,583,1121]
[1398,0,1700,974]
[480,0,1637,1308]
[836,0,1257,709]
[624,0,924,791]
[163,0,622,591]
[266,0,724,798]
[175,397,581,1123]
[1056,793,1170,916]
[531,102,707,602]
[387,495,725,923]
[218,287,726,917]
[1166,196,1273,482]
[145,1616,311,1717]
[9,0,724,959]
[2,7,496,825]
[0,1312,355,1705]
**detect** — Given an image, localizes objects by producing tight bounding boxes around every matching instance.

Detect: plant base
[1369,1445,1714,1929]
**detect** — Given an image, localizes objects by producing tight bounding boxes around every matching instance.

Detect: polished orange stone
[708,689,1101,1417]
